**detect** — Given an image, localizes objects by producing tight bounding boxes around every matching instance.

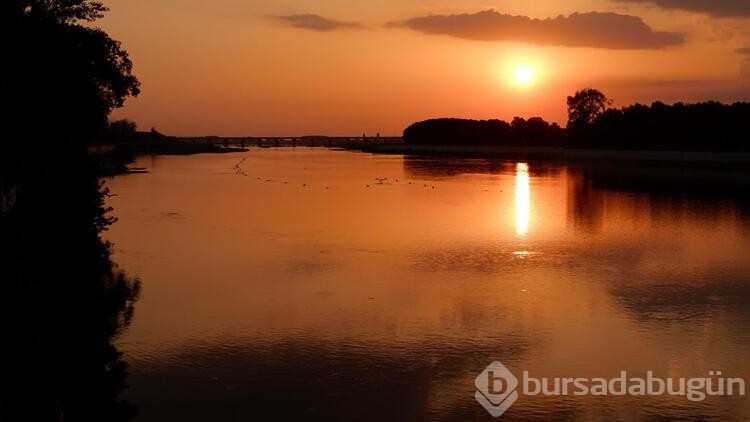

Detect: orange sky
[100,0,750,136]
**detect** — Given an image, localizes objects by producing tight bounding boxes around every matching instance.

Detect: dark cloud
[388,10,684,49]
[601,77,750,103]
[614,0,750,18]
[274,14,362,32]
[737,48,750,78]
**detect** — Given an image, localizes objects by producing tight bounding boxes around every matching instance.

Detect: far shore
[133,134,750,166]
[345,143,750,165]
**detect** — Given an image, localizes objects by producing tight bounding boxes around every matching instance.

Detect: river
[105,148,750,421]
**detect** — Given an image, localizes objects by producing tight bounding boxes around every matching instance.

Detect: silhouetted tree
[567,88,611,130]
[101,119,138,142]
[5,0,108,23]
[2,0,140,222]
[4,0,140,155]
[403,117,563,147]
[1,2,141,420]
[404,94,750,151]
[511,116,527,131]
[525,117,554,146]
[583,100,750,151]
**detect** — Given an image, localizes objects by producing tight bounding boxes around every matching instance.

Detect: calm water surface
[105,148,750,421]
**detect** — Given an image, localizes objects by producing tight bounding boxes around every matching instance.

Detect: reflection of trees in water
[567,170,605,233]
[608,277,750,326]
[569,162,750,198]
[403,157,750,235]
[403,157,562,178]
[566,163,750,234]
[404,157,512,178]
[0,184,141,420]
[120,335,530,421]
[565,163,750,335]
[0,165,141,421]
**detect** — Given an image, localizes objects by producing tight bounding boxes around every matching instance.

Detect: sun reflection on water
[515,163,530,236]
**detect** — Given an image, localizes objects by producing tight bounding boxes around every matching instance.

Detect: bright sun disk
[514,65,535,86]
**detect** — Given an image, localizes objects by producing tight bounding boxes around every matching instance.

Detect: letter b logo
[475,361,519,417]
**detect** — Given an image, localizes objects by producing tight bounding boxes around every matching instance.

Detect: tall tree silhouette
[1,2,141,421]
[567,88,611,130]
[2,0,139,229]
[3,0,139,153]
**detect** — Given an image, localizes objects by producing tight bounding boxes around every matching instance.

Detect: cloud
[274,14,362,32]
[603,77,750,102]
[613,0,750,18]
[737,48,750,78]
[388,10,684,49]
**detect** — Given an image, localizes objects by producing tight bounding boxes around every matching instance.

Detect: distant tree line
[404,89,750,152]
[100,119,139,142]
[404,117,564,147]
[574,100,750,151]
[96,119,242,157]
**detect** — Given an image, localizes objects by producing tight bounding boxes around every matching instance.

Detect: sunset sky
[101,0,750,136]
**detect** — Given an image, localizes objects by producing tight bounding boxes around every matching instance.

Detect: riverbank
[91,139,247,176]
[348,143,750,165]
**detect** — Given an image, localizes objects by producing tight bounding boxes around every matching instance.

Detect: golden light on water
[515,162,530,235]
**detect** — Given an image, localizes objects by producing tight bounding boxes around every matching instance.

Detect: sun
[513,65,535,87]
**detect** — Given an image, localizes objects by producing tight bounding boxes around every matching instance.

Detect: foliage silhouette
[6,0,108,23]
[567,88,612,130]
[0,211,141,421]
[579,100,750,151]
[404,117,564,146]
[103,119,139,142]
[2,0,140,240]
[2,1,141,420]
[404,89,750,152]
[4,0,140,157]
